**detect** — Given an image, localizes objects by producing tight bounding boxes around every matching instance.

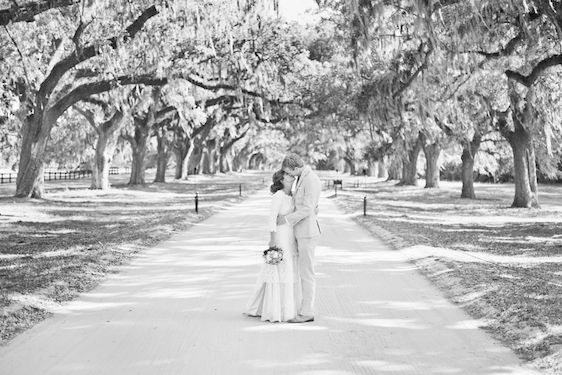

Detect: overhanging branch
[392,42,433,99]
[49,74,167,120]
[506,54,562,87]
[40,5,158,101]
[0,0,79,26]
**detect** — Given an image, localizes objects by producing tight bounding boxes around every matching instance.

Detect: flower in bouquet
[263,246,284,265]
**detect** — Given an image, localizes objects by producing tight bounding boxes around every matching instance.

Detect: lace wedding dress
[245,190,300,322]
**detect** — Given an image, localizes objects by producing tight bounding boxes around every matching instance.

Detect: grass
[330,177,562,374]
[2,170,561,373]
[0,170,268,344]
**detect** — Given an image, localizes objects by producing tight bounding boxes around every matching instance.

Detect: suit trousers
[296,236,319,316]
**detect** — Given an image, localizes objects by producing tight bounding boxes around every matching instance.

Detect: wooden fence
[0,170,92,184]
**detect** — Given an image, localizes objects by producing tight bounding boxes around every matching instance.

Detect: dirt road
[0,190,541,374]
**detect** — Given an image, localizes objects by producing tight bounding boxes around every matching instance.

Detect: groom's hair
[282,153,304,169]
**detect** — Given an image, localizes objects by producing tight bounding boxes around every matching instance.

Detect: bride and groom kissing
[246,153,322,323]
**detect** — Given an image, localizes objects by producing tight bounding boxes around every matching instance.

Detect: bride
[245,170,300,322]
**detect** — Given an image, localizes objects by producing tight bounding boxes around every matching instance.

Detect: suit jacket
[285,166,321,238]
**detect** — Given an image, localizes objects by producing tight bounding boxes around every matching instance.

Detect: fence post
[239,183,242,196]
[334,184,337,197]
[363,196,367,216]
[195,192,199,214]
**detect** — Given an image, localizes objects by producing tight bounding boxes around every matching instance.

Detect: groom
[277,153,321,323]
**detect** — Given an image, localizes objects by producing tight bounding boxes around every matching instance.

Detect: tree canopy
[0,0,561,206]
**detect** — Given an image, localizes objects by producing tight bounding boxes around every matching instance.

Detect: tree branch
[198,94,238,108]
[40,5,158,102]
[392,42,433,99]
[49,74,167,120]
[155,105,178,123]
[184,74,307,108]
[100,108,124,133]
[495,108,513,141]
[506,54,562,87]
[71,18,91,54]
[72,104,97,132]
[192,117,215,138]
[0,0,79,26]
[3,25,31,85]
[465,30,523,59]
[82,96,110,111]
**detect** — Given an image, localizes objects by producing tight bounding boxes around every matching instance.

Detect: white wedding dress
[245,190,301,322]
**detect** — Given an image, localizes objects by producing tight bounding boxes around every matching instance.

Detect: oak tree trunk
[154,129,169,183]
[248,152,264,169]
[367,160,376,176]
[232,144,251,171]
[501,86,540,208]
[343,158,356,175]
[174,137,194,180]
[187,117,215,175]
[188,143,204,175]
[16,112,54,198]
[219,151,231,173]
[460,134,481,199]
[387,156,402,181]
[399,135,422,186]
[423,141,441,189]
[377,156,388,179]
[128,118,150,185]
[509,126,538,207]
[91,111,124,190]
[201,139,217,174]
[91,131,113,190]
[174,144,187,179]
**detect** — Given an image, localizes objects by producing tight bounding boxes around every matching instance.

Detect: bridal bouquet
[263,246,284,265]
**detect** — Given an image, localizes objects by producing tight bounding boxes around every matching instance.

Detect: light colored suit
[285,166,321,238]
[285,166,321,316]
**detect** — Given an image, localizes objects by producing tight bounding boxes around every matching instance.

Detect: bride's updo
[270,170,285,194]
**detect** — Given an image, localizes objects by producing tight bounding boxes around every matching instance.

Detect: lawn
[331,177,562,374]
[0,171,268,344]
[2,170,561,373]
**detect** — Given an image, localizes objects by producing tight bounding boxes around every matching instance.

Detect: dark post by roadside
[195,192,199,213]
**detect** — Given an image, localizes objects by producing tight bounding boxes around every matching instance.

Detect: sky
[277,0,318,22]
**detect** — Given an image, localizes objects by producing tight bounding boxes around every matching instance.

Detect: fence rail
[0,170,93,184]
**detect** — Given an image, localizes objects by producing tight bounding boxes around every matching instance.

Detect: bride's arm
[268,192,282,246]
[268,231,277,248]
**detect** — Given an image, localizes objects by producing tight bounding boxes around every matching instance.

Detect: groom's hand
[276,215,286,226]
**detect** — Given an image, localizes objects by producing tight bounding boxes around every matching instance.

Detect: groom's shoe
[287,314,314,323]
[244,312,261,318]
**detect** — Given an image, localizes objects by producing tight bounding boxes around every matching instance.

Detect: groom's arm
[276,204,320,225]
[283,176,321,226]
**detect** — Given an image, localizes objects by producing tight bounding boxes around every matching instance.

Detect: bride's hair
[270,170,285,194]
